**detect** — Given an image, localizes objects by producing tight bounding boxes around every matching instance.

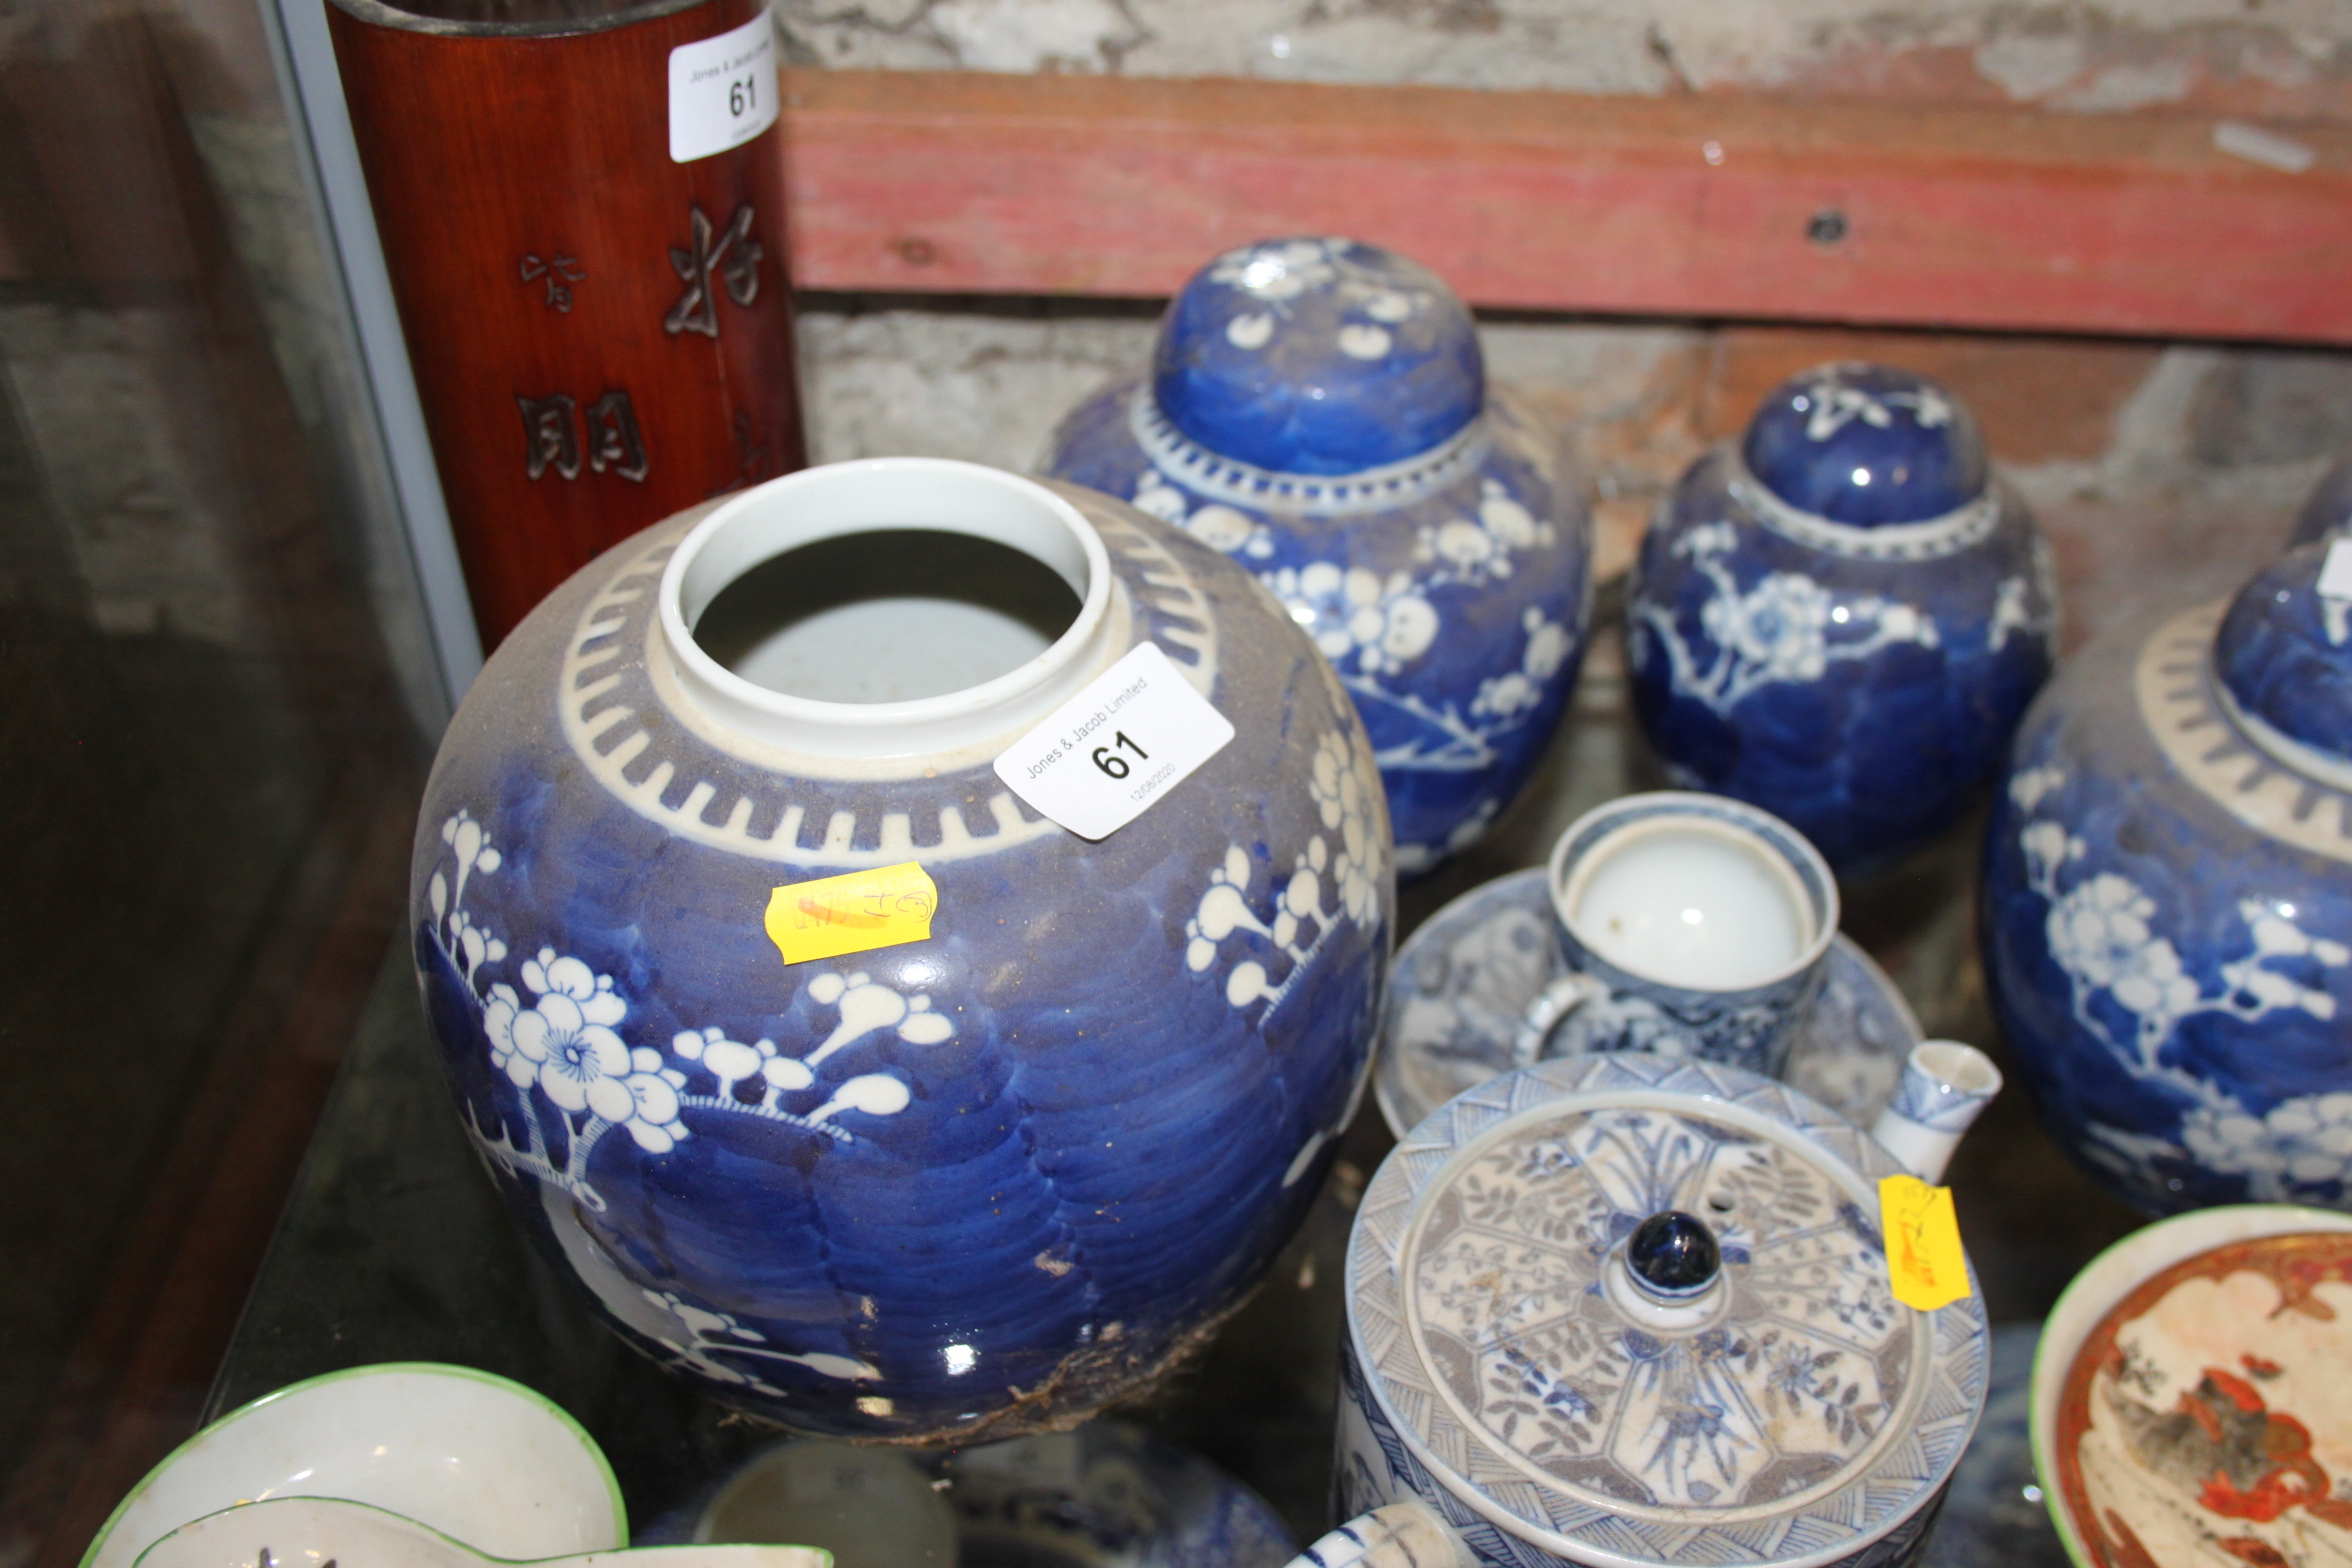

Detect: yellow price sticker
[1879,1174,1971,1311]
[764,862,938,967]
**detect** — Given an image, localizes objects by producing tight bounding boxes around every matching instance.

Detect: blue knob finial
[1626,1210,1721,1299]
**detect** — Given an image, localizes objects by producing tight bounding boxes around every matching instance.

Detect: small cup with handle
[1513,791,1840,1080]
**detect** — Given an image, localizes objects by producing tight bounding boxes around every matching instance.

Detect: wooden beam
[778,69,2352,345]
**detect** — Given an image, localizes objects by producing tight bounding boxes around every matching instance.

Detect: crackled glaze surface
[2054,1233,2352,1568]
[1342,1055,1988,1568]
[1045,237,1592,874]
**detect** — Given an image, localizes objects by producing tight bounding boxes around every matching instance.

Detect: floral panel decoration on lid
[1152,237,1483,476]
[2051,1229,2352,1568]
[1346,1053,1989,1566]
[1741,363,1987,529]
[2212,540,2352,777]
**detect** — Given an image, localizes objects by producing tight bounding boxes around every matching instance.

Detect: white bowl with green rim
[130,1497,827,1568]
[81,1362,625,1568]
[2029,1204,2352,1568]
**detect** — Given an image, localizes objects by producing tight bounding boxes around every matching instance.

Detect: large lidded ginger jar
[409,458,1395,1441]
[1627,363,2058,875]
[1986,540,2352,1215]
[1043,236,1593,876]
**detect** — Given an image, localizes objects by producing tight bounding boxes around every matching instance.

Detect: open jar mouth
[658,458,1115,760]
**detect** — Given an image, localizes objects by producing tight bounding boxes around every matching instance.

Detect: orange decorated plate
[2032,1207,2352,1568]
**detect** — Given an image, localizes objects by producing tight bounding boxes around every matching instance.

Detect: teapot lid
[1346,1053,1988,1567]
[2213,541,2352,777]
[1151,236,1482,477]
[1741,363,1987,526]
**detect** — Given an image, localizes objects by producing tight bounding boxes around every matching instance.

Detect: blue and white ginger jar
[410,458,1394,1441]
[1627,363,2058,874]
[1042,236,1594,875]
[2288,451,2352,546]
[1335,1053,1987,1568]
[1985,539,2352,1215]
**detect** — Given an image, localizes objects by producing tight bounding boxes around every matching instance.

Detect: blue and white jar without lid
[1043,237,1594,875]
[1985,538,2352,1215]
[410,458,1394,1442]
[1627,363,2058,875]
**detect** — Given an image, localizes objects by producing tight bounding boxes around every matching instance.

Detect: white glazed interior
[79,1364,625,1568]
[1914,1040,2000,1096]
[1866,1041,2003,1184]
[1548,792,1839,993]
[692,1441,955,1561]
[658,459,1116,760]
[2029,1204,2352,1568]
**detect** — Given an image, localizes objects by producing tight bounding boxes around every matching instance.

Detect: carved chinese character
[664,204,762,338]
[586,391,649,483]
[516,393,580,480]
[707,409,772,498]
[518,252,584,312]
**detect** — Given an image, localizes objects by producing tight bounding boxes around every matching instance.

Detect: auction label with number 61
[668,11,778,164]
[994,643,1234,841]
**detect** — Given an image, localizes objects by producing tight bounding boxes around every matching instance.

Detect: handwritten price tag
[668,11,778,164]
[993,642,1235,840]
[1879,1174,1972,1312]
[764,862,937,967]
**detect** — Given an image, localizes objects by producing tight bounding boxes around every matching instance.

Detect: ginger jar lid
[2213,540,2352,775]
[1741,362,1987,526]
[1347,1053,1990,1568]
[1150,236,1482,476]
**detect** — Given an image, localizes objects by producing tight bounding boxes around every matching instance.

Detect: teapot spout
[1868,1040,2002,1186]
[1289,1502,1474,1568]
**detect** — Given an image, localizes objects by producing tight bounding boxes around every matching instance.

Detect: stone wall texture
[797,302,2352,651]
[780,0,2352,657]
[776,0,2352,118]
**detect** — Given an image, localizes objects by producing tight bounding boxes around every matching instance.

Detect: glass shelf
[206,646,2121,1567]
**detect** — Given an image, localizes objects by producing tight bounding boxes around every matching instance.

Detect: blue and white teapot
[1300,1052,1993,1568]
[1043,237,1594,874]
[1627,363,2058,875]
